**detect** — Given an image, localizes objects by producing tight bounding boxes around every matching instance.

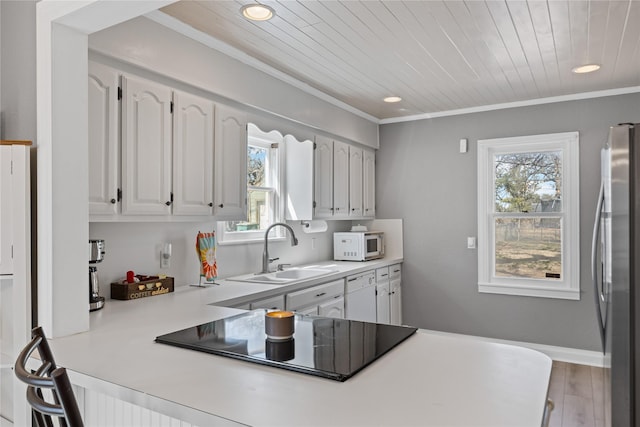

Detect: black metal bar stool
[14,326,84,427]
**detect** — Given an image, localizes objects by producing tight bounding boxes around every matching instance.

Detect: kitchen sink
[227,266,339,284]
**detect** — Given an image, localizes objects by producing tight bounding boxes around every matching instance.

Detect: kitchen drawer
[286,279,344,310]
[345,270,375,292]
[376,267,390,282]
[250,294,285,311]
[389,264,402,280]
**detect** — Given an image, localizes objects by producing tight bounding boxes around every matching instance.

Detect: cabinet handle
[110,198,116,204]
[335,208,340,211]
[208,202,213,207]
[165,201,172,206]
[218,203,224,208]
[315,292,327,297]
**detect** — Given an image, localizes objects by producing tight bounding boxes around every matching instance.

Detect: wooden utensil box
[111,276,174,300]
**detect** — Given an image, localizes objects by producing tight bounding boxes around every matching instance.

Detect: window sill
[478,282,580,300]
[217,235,286,246]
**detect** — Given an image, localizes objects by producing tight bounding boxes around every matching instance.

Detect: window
[477,132,579,300]
[218,124,283,244]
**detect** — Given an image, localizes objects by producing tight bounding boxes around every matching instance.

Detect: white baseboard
[419,329,604,367]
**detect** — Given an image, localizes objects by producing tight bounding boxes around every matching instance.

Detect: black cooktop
[155,310,418,382]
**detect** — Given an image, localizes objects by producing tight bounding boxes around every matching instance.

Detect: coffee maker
[89,239,106,311]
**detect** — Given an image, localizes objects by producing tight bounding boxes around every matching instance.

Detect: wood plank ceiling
[159,1,640,121]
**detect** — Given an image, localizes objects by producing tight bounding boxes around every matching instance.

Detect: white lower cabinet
[376,265,402,325]
[318,296,345,319]
[389,264,403,325]
[286,279,344,318]
[249,294,285,311]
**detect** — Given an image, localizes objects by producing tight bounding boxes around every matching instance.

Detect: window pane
[248,145,267,187]
[494,151,562,213]
[494,217,561,280]
[225,189,273,232]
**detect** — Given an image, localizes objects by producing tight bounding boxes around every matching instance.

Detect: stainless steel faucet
[261,222,298,273]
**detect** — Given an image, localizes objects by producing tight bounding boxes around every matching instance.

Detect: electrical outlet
[161,256,170,268]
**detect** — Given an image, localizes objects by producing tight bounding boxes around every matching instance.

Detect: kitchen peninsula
[43,261,552,426]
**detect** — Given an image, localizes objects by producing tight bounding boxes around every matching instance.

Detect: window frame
[477,131,580,300]
[217,124,284,245]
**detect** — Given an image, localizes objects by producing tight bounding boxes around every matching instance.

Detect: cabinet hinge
[170,101,174,114]
[313,142,317,149]
[11,245,13,259]
[313,201,317,208]
[117,87,122,101]
[170,192,174,202]
[117,188,122,202]
[10,160,13,175]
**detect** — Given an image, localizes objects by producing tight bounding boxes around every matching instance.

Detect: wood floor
[548,361,609,427]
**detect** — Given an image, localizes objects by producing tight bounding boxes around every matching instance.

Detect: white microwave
[333,232,384,261]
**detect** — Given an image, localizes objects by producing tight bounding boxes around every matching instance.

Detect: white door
[349,146,363,218]
[214,104,247,220]
[0,146,12,274]
[319,296,345,319]
[172,91,214,215]
[88,62,120,216]
[390,278,402,326]
[332,140,350,218]
[376,282,390,324]
[314,135,333,218]
[121,75,172,215]
[363,148,375,218]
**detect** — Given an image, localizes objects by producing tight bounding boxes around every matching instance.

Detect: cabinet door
[319,296,345,319]
[173,91,214,215]
[313,136,333,218]
[297,306,319,316]
[249,294,285,311]
[214,104,247,220]
[376,281,390,324]
[390,278,402,326]
[332,140,350,218]
[349,146,363,218]
[363,148,375,218]
[0,147,12,274]
[88,62,119,216]
[121,75,172,215]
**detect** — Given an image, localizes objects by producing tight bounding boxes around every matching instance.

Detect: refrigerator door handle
[591,179,606,352]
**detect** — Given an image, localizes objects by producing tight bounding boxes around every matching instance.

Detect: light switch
[467,237,476,249]
[460,138,468,153]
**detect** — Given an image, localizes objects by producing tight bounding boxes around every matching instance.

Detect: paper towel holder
[300,220,328,233]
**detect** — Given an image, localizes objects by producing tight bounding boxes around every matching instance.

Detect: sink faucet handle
[277,263,291,271]
[269,257,280,264]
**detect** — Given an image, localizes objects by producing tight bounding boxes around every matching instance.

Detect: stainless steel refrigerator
[592,123,640,427]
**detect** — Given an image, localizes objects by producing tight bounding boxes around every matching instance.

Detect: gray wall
[0,0,36,141]
[378,93,640,351]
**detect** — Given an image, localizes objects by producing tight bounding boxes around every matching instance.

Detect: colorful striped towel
[196,231,217,281]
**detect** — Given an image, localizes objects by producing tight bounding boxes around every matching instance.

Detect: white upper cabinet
[214,104,248,220]
[363,148,376,218]
[0,146,13,274]
[172,91,214,216]
[121,74,173,215]
[349,146,363,218]
[284,134,314,221]
[314,136,375,220]
[314,136,334,218]
[88,62,120,216]
[332,140,350,218]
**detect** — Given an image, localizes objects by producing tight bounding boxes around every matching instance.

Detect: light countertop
[46,258,552,426]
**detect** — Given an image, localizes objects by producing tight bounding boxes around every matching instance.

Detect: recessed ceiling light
[572,64,601,74]
[384,96,402,103]
[240,3,275,21]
